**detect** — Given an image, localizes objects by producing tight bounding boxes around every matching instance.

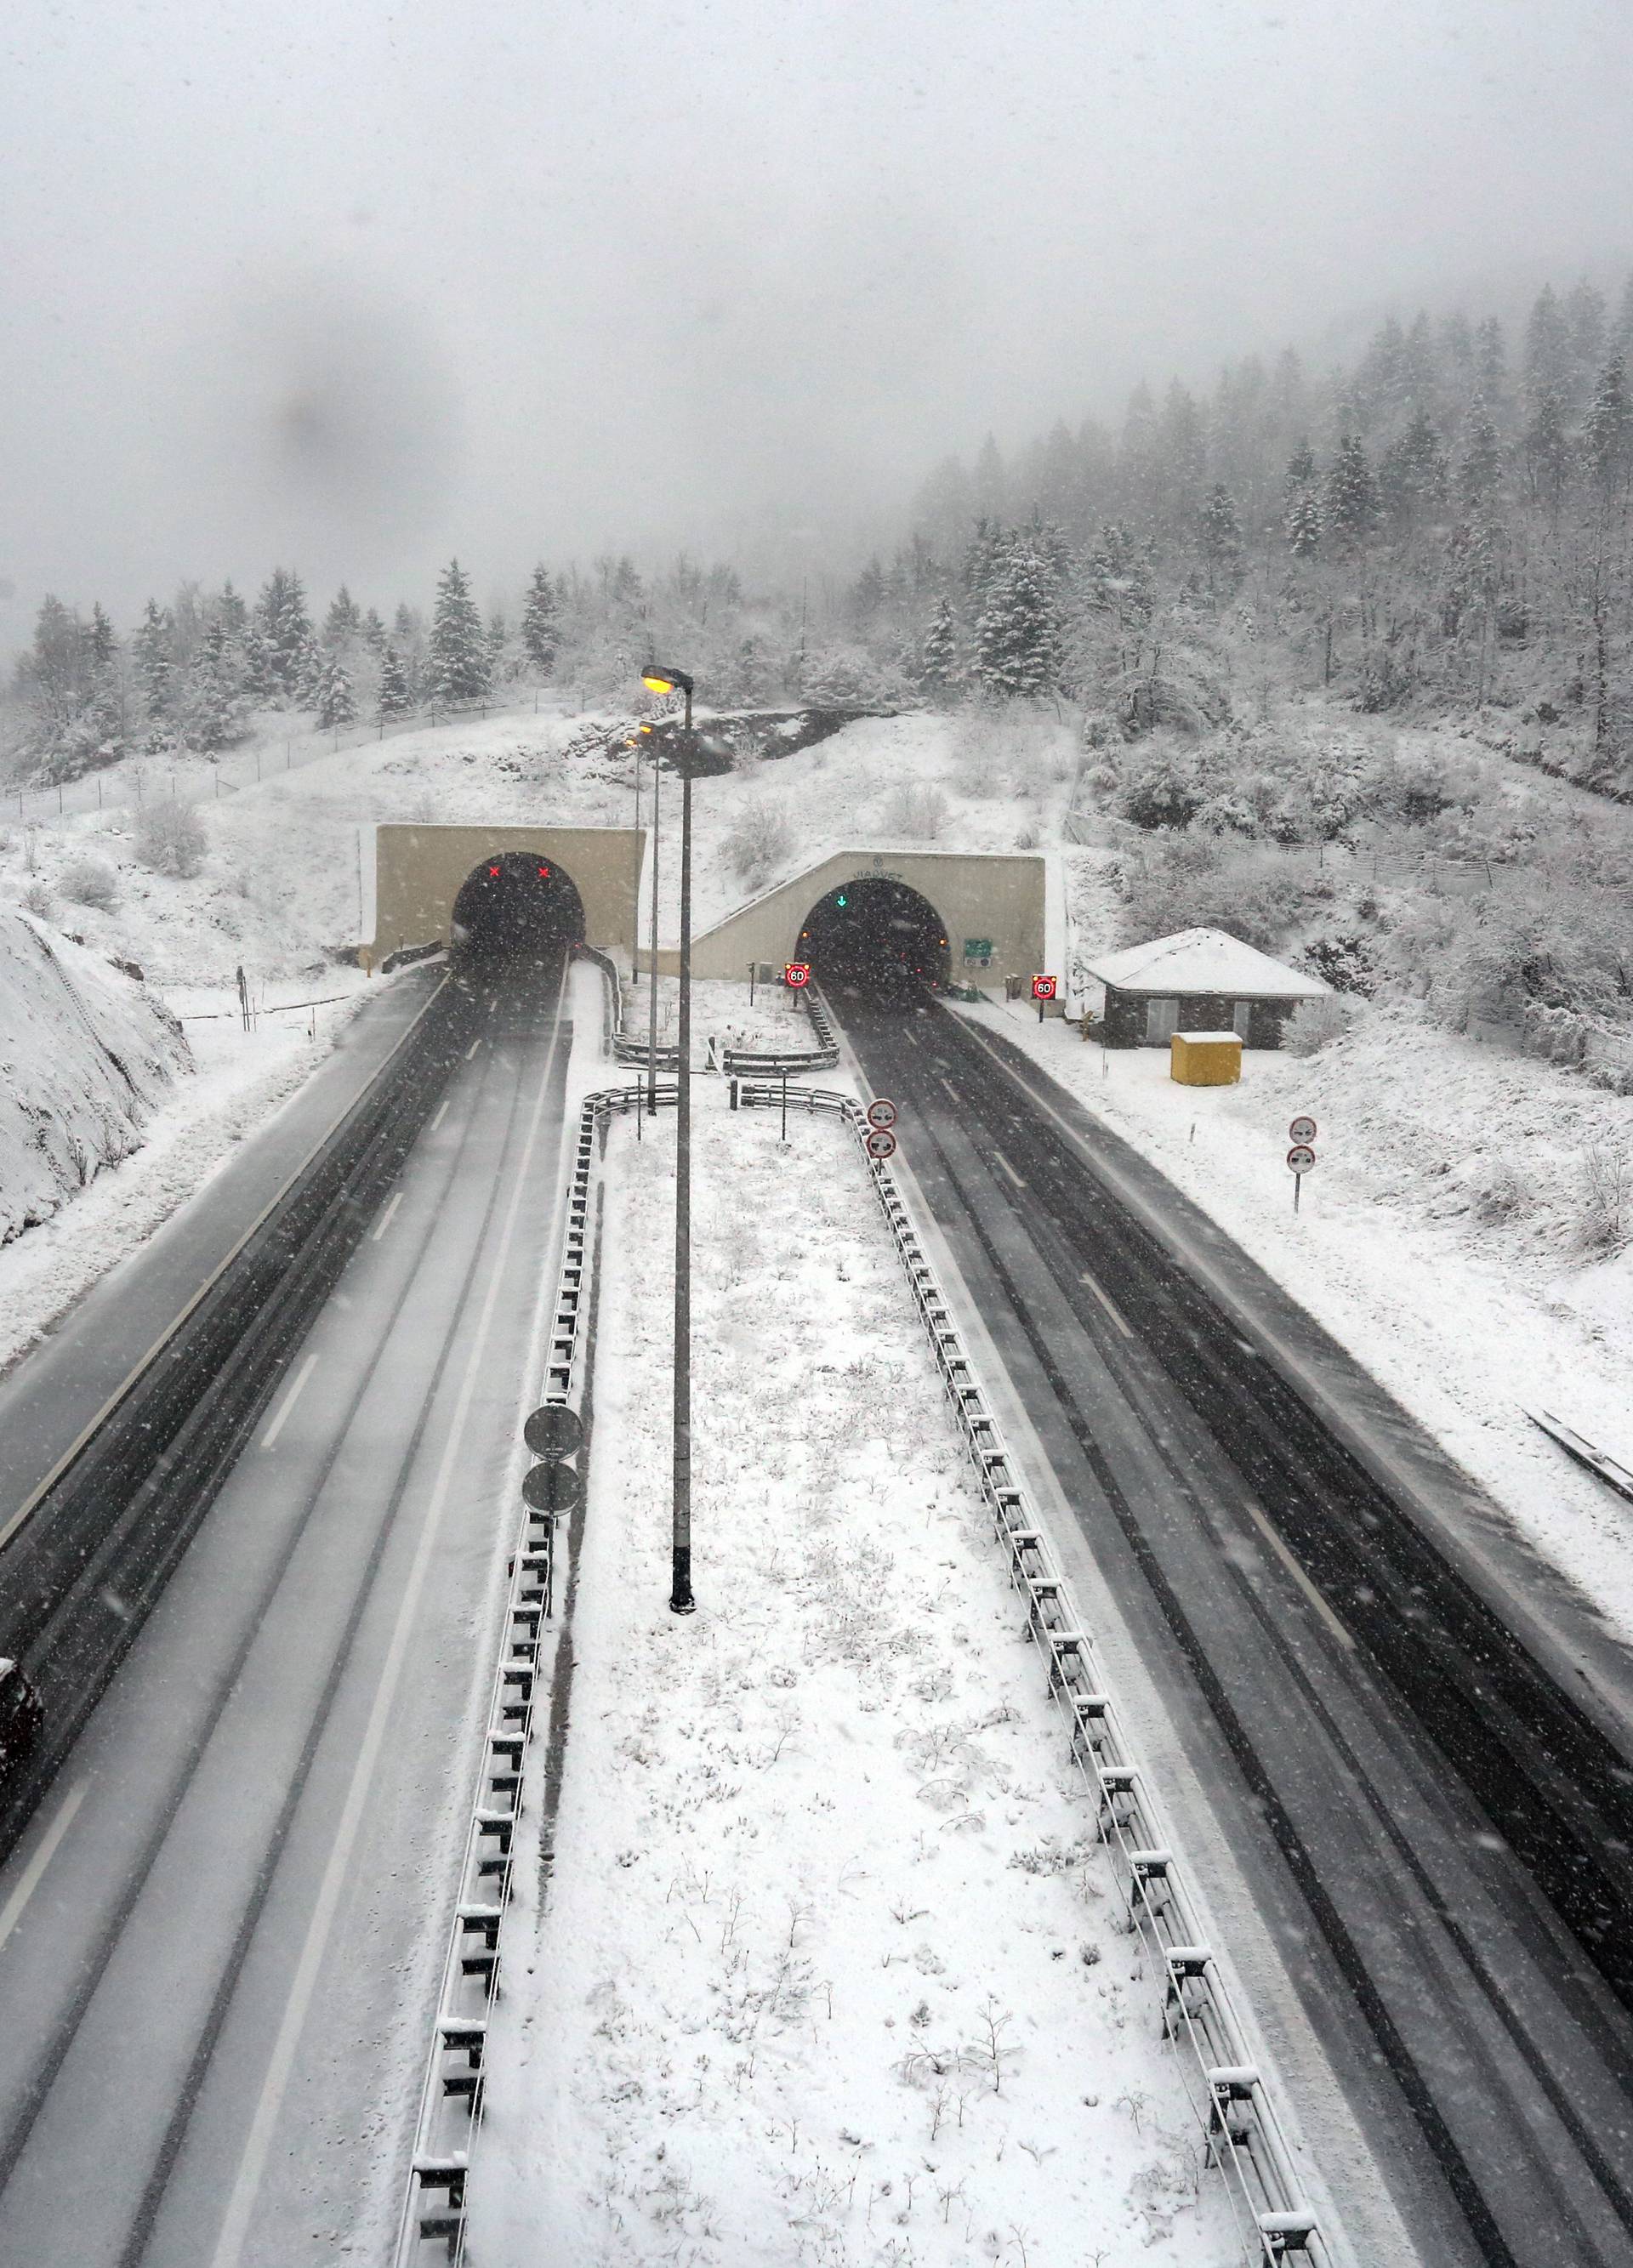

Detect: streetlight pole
[641,664,697,1615]
[645,724,662,1117]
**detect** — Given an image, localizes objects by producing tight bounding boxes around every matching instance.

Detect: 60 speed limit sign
[865,1127,898,1162]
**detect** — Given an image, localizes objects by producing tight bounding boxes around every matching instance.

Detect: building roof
[1082,926,1331,1000]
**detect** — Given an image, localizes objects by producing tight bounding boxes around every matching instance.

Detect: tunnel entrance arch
[797,876,950,996]
[450,850,586,963]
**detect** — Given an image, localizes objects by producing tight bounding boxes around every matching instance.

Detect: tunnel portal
[798,877,950,997]
[450,851,586,963]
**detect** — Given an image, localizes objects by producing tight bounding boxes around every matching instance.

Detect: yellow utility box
[1170,1030,1242,1085]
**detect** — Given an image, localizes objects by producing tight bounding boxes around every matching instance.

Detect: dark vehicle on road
[0,1659,43,1781]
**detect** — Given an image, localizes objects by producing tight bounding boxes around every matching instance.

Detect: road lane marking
[430,1097,451,1131]
[207,976,566,2268]
[1242,1500,1356,1651]
[0,1782,88,1955]
[993,1151,1027,1191]
[1079,1268,1135,1340]
[465,1037,483,1060]
[0,979,452,1560]
[259,1353,318,1451]
[369,1191,404,1242]
[937,1077,959,1106]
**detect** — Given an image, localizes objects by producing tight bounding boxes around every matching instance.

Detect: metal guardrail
[1527,1407,1633,1507]
[732,1076,1328,2265]
[720,980,840,1077]
[394,1076,674,2267]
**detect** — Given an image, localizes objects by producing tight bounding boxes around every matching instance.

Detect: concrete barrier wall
[360,824,645,969]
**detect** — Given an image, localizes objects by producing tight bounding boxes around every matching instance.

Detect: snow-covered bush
[134,798,208,879]
[948,701,1057,796]
[1471,1154,1532,1225]
[1117,835,1315,952]
[877,781,947,839]
[59,855,120,911]
[1282,994,1363,1055]
[1580,1143,1632,1253]
[721,801,794,890]
[20,879,53,918]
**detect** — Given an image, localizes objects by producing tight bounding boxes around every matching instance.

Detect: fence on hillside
[4,692,558,827]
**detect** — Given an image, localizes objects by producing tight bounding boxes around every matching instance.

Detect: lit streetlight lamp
[640,663,696,1616]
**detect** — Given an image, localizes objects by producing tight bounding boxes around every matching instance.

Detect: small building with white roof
[1082,925,1331,1049]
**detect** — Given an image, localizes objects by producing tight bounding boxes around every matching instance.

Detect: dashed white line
[993,1151,1027,1191]
[370,1191,404,1242]
[465,1038,483,1060]
[207,975,568,2268]
[430,1097,452,1131]
[1243,1500,1356,1651]
[259,1351,318,1451]
[1079,1268,1135,1340]
[0,1782,88,1955]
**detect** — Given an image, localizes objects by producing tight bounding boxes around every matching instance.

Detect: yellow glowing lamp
[641,670,677,696]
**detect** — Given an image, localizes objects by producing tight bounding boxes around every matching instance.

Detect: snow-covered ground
[0,908,191,1246]
[0,972,375,1373]
[473,1097,1242,2267]
[3,689,1630,1639]
[961,992,1633,1643]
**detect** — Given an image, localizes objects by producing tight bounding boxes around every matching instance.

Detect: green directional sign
[963,938,993,963]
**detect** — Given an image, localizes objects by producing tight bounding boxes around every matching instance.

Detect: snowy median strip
[460,1086,1322,2265]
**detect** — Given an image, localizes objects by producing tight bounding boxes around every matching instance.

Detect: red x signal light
[487,864,501,877]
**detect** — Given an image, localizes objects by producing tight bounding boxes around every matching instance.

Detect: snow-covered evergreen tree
[377,642,414,719]
[1584,354,1633,499]
[521,565,559,673]
[974,545,1060,699]
[1283,449,1323,558]
[1323,436,1380,549]
[325,586,363,644]
[361,606,388,655]
[133,600,174,719]
[179,644,242,752]
[314,651,356,728]
[920,597,960,699]
[1459,412,1503,504]
[427,559,491,703]
[1198,485,1243,588]
[88,602,118,670]
[255,568,315,699]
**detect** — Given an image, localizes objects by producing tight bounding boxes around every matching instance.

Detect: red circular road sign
[1289,1115,1317,1145]
[1032,974,1058,1000]
[865,1128,898,1162]
[865,1098,897,1130]
[784,962,811,989]
[522,1459,583,1515]
[1287,1144,1317,1174]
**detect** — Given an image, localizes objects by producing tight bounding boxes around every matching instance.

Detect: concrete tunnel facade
[674,850,1048,990]
[356,827,1047,994]
[357,823,646,970]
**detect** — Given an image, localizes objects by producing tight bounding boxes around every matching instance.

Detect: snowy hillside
[0,910,190,1243]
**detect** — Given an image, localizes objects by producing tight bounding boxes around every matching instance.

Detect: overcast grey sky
[3,0,1630,633]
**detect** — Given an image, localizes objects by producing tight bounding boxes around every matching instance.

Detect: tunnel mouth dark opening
[451,851,585,965]
[798,878,950,999]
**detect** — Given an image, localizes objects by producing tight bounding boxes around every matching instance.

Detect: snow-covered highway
[0,957,575,2267]
[834,984,1633,2268]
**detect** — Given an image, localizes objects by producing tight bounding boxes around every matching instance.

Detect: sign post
[1032,974,1057,1024]
[1286,1131,1317,1214]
